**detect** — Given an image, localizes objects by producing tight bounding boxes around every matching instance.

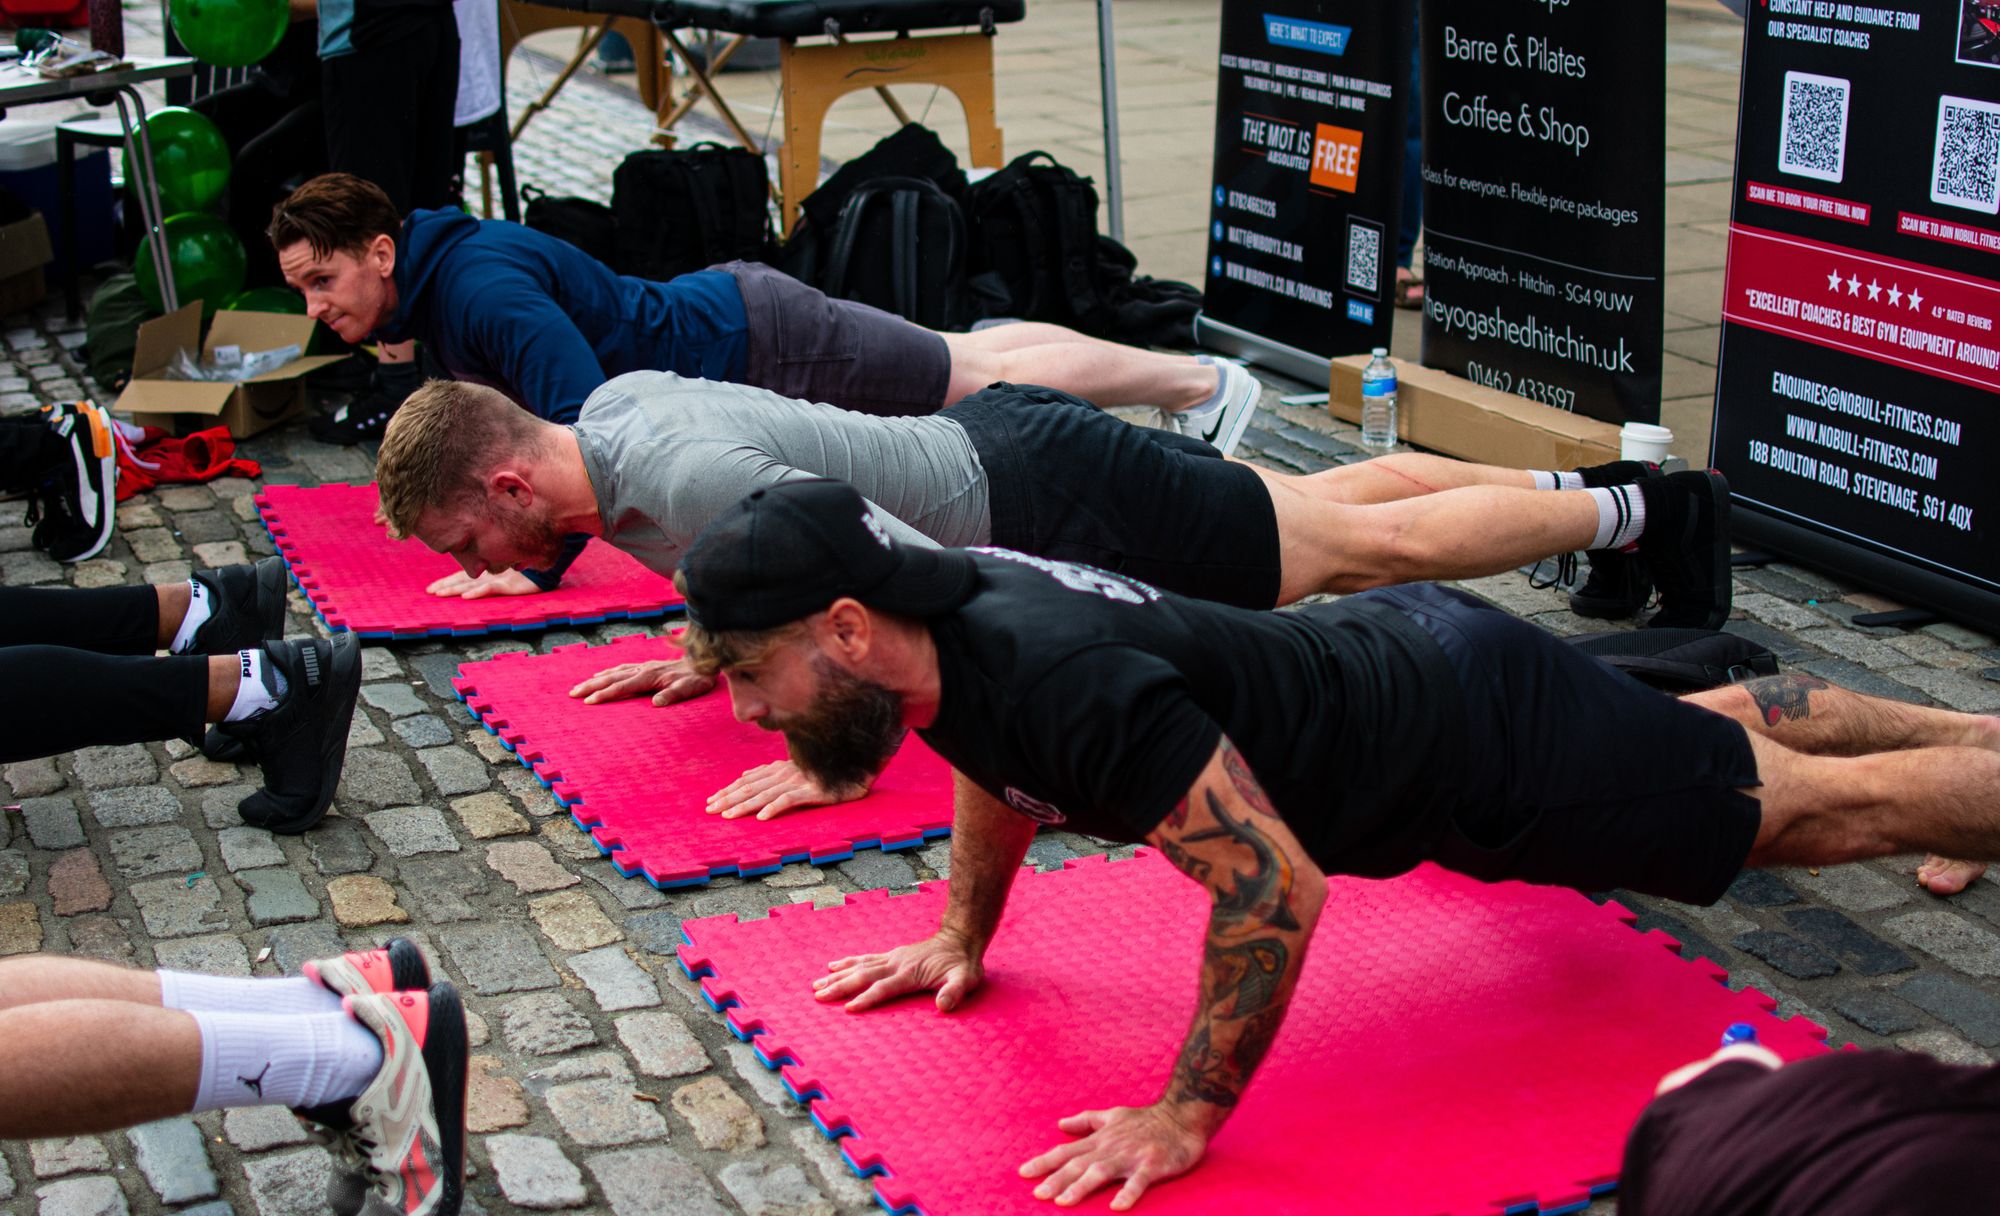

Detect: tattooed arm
[814,770,1037,1012]
[1019,736,1328,1210]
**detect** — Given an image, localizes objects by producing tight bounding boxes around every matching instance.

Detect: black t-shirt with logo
[918,550,1461,874]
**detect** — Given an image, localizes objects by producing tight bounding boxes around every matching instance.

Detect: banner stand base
[1734,506,2000,637]
[1192,312,1334,387]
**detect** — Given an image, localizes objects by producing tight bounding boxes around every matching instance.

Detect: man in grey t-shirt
[372,371,1730,816]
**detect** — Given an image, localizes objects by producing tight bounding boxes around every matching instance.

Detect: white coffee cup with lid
[1621,422,1674,463]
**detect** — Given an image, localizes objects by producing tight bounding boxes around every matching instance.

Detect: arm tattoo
[1740,673,1831,726]
[1183,790,1299,932]
[1220,738,1281,819]
[1160,776,1307,1113]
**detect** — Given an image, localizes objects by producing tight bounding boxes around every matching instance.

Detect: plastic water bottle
[1360,348,1397,450]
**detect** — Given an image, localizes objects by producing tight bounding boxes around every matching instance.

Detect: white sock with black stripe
[1586,486,1647,550]
[1531,471,1586,491]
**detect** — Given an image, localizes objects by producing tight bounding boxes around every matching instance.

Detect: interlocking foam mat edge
[454,634,952,888]
[677,852,1832,1216]
[257,482,682,639]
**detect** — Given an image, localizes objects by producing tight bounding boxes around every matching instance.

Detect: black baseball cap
[680,479,978,631]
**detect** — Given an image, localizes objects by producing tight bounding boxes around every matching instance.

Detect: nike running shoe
[1170,360,1262,457]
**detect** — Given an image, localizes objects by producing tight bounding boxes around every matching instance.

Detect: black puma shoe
[1573,459,1661,488]
[222,635,362,834]
[189,556,292,655]
[1637,470,1734,630]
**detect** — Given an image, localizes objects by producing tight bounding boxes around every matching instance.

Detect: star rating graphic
[1828,267,1925,310]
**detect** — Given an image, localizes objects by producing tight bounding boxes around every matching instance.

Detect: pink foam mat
[678,853,1831,1216]
[257,482,681,638]
[453,634,954,886]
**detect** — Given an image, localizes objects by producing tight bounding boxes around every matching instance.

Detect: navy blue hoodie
[376,209,749,424]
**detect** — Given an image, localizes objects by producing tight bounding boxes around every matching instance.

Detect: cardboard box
[0,211,52,317]
[1329,354,1623,470]
[117,303,347,438]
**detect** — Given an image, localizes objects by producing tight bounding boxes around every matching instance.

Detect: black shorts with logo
[1345,584,1763,906]
[944,382,1285,609]
[724,261,951,416]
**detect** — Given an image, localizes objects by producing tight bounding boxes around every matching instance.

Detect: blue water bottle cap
[1721,1022,1758,1046]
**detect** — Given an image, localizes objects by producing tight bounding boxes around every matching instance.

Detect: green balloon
[168,0,287,68]
[135,212,248,318]
[124,108,230,216]
[222,286,305,314]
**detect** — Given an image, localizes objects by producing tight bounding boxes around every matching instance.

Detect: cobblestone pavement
[2,4,1997,1216]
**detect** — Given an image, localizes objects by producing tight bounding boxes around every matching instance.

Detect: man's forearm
[937,772,1036,954]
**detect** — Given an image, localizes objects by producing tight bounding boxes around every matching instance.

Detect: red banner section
[1745,180,1871,226]
[1897,211,2000,257]
[1722,223,2000,394]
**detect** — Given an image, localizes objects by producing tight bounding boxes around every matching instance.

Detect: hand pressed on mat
[1021,1103,1209,1211]
[425,569,544,599]
[570,655,717,706]
[706,758,867,820]
[812,930,985,1012]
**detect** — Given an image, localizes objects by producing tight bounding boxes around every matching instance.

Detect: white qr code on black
[1932,95,2000,215]
[1345,219,1381,296]
[1778,70,1850,184]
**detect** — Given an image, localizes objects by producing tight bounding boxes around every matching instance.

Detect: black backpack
[1569,628,1781,693]
[522,187,619,268]
[611,144,774,280]
[781,123,968,289]
[817,176,969,330]
[965,151,1106,330]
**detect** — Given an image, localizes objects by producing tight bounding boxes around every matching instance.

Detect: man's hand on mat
[1020,1103,1207,1210]
[813,932,984,1012]
[706,760,867,819]
[426,569,544,599]
[571,658,717,706]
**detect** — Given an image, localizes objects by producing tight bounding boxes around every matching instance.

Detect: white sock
[224,650,287,722]
[188,1010,383,1112]
[159,970,345,1017]
[169,579,211,655]
[1531,471,1586,491]
[1182,364,1233,418]
[1586,486,1647,551]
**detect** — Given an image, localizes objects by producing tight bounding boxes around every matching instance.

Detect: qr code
[1933,94,2000,214]
[1778,70,1850,183]
[1345,218,1382,296]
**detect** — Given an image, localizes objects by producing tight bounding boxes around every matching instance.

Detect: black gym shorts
[1352,583,1764,906]
[945,382,1285,609]
[724,261,951,416]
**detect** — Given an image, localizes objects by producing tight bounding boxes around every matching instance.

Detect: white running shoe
[1170,361,1262,456]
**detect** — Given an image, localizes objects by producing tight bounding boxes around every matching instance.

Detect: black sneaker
[1567,460,1663,619]
[1574,459,1661,488]
[222,635,362,834]
[309,391,401,446]
[28,401,115,562]
[189,556,293,654]
[1637,470,1734,630]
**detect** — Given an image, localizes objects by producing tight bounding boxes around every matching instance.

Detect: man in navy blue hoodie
[269,173,1257,595]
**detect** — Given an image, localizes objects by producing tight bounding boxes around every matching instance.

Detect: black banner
[1200,0,1411,361]
[1418,1,1665,424]
[1714,0,2000,611]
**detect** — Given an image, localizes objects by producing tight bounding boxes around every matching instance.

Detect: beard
[778,656,907,792]
[503,507,565,570]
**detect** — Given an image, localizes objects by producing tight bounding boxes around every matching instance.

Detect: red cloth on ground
[115,426,261,501]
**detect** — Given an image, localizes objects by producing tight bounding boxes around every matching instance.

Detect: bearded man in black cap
[669,477,2000,1210]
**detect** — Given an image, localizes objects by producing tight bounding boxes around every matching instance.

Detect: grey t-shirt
[573,371,992,576]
